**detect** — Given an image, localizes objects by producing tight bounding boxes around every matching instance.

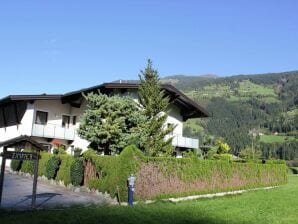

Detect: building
[0,82,208,157]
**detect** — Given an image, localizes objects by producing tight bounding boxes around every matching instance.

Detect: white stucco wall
[166,104,183,136]
[34,100,72,126]
[0,91,193,157]
[0,102,34,141]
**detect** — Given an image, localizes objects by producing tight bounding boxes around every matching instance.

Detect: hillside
[162,71,298,160]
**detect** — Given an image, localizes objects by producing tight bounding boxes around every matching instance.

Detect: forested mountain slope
[162,71,298,160]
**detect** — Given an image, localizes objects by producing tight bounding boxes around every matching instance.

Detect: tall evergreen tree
[138,60,175,156]
[78,92,145,154]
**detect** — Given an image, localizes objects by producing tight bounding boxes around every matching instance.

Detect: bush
[56,154,75,185]
[73,148,82,158]
[20,160,35,175]
[38,152,52,176]
[53,146,66,155]
[85,144,143,201]
[84,145,287,201]
[46,156,61,179]
[70,158,84,186]
[10,160,22,172]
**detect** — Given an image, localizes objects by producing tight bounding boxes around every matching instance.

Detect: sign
[3,151,38,161]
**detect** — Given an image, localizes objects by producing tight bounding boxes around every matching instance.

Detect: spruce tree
[138,59,175,156]
[78,92,145,154]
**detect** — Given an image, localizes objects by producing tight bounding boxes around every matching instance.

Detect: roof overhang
[0,95,62,106]
[0,135,47,151]
[62,83,209,119]
[0,83,209,120]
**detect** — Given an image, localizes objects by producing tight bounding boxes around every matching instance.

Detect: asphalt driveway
[1,172,115,210]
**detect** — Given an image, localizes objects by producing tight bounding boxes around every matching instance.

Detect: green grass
[238,80,276,96]
[260,135,297,143]
[185,80,279,103]
[1,176,297,224]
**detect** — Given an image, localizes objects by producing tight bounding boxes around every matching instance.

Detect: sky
[0,0,297,97]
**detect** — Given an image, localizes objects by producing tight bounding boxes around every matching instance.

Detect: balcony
[31,123,75,141]
[166,134,199,149]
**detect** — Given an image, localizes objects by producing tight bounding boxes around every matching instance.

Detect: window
[167,123,174,135]
[62,115,70,128]
[35,111,48,125]
[72,116,77,125]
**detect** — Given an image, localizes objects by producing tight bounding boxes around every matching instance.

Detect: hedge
[70,158,84,186]
[56,154,75,185]
[38,152,52,176]
[20,160,35,175]
[45,156,61,179]
[83,145,288,201]
[10,160,22,172]
[84,145,143,201]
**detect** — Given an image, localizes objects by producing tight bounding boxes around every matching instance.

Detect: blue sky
[0,0,297,97]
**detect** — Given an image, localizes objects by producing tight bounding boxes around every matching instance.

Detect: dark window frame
[35,111,48,125]
[62,115,70,128]
[72,116,77,125]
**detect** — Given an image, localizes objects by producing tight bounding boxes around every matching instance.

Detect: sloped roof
[62,83,209,119]
[0,83,209,120]
[0,135,47,151]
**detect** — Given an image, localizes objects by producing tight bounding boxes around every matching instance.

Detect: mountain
[162,71,298,160]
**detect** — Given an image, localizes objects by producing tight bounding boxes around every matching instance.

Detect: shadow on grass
[289,167,298,174]
[0,202,253,224]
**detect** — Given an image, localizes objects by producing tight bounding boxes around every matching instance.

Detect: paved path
[1,172,115,210]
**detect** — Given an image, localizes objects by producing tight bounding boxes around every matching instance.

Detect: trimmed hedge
[20,151,84,187]
[70,158,84,186]
[20,160,35,175]
[84,145,142,201]
[45,156,61,179]
[38,152,52,176]
[10,160,22,172]
[83,145,288,201]
[56,154,75,185]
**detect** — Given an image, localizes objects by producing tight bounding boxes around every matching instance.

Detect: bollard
[127,174,136,206]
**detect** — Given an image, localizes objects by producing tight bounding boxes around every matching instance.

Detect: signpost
[0,136,42,209]
[3,151,38,161]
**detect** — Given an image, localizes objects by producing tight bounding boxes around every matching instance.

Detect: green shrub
[70,158,84,186]
[38,152,52,176]
[84,144,143,200]
[10,160,22,172]
[20,160,35,175]
[53,146,66,155]
[56,154,75,185]
[45,156,61,179]
[84,145,288,201]
[73,148,82,158]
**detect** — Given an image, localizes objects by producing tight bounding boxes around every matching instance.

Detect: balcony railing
[166,134,199,149]
[31,123,75,140]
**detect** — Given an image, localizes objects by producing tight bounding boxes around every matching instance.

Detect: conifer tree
[78,92,145,154]
[138,59,175,156]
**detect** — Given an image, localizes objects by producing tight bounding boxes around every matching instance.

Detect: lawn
[1,176,297,224]
[260,135,297,143]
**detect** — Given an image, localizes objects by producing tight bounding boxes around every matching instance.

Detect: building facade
[0,83,208,158]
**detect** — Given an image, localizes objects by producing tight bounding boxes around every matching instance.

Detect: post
[0,147,7,207]
[127,174,136,206]
[31,153,39,209]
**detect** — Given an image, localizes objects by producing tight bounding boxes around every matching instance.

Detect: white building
[0,83,208,157]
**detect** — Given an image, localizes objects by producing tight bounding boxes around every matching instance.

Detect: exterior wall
[33,100,72,126]
[0,91,199,158]
[0,102,34,167]
[166,104,183,135]
[0,102,34,141]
